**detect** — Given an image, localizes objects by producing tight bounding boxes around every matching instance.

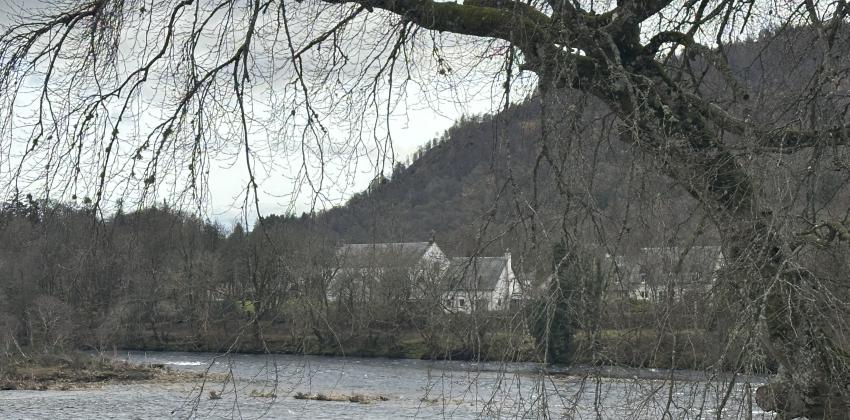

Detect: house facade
[606,246,725,302]
[329,241,523,311]
[329,241,449,303]
[441,253,520,313]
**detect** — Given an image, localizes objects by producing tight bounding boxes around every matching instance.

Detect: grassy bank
[120,329,539,363]
[0,326,757,391]
[115,325,754,373]
[0,353,213,391]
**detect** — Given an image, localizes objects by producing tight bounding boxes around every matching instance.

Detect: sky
[205,92,498,225]
[0,0,529,226]
[0,0,814,228]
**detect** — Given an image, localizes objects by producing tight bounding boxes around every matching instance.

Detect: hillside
[313,24,850,276]
[317,96,695,272]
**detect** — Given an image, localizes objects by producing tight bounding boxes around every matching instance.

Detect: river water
[0,351,770,419]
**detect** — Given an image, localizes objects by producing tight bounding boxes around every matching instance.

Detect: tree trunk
[555,60,850,417]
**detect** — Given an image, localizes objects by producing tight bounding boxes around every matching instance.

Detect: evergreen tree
[532,240,605,364]
[532,241,574,364]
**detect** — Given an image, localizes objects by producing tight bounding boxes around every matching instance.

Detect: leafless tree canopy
[2,0,850,418]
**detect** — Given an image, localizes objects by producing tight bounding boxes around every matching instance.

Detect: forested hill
[313,24,849,262]
[318,100,562,257]
[317,95,681,261]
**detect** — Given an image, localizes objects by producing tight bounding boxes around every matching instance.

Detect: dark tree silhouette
[2,0,850,418]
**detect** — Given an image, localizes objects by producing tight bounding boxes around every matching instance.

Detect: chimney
[429,229,436,244]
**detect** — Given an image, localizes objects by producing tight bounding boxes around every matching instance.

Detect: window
[459,298,465,307]
[497,298,502,306]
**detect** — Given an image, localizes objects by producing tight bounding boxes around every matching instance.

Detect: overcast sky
[206,92,498,225]
[0,0,804,228]
[0,0,532,227]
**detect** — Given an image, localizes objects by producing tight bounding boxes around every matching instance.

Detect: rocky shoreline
[0,353,219,391]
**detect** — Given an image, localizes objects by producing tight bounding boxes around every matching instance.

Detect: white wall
[442,290,494,313]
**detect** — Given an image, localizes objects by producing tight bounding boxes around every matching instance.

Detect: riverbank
[117,326,751,372]
[120,330,539,363]
[0,353,217,391]
[1,350,765,419]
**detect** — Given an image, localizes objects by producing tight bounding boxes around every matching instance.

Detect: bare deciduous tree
[2,0,850,418]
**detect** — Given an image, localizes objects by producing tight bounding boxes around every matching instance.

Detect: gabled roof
[637,246,723,272]
[634,245,723,286]
[444,256,508,291]
[336,242,434,270]
[601,245,723,290]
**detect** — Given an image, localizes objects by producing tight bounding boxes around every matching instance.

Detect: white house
[441,253,521,313]
[329,241,449,302]
[328,241,523,311]
[607,246,725,302]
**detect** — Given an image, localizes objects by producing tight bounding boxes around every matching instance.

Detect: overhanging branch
[756,124,850,153]
[682,91,850,154]
[322,0,550,49]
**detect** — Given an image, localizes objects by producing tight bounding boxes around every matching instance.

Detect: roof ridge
[640,245,721,249]
[451,255,508,259]
[341,241,431,246]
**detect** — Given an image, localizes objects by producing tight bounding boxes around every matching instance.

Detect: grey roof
[336,242,433,270]
[638,246,722,270]
[601,246,723,291]
[444,257,508,291]
[634,246,723,286]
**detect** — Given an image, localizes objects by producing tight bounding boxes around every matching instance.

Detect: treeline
[3,24,847,371]
[0,199,537,361]
[0,199,234,355]
[0,197,770,372]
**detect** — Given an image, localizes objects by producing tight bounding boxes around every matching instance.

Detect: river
[0,351,770,419]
